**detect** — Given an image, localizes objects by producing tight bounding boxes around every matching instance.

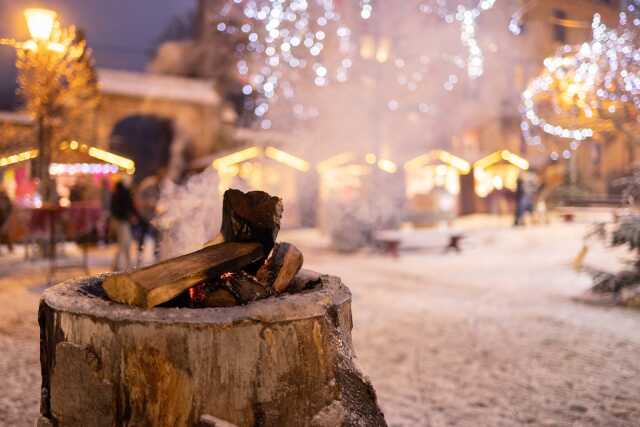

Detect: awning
[474,150,529,171]
[0,140,135,174]
[212,146,310,172]
[404,150,471,174]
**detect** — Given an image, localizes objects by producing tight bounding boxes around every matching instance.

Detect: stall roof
[97,68,220,106]
[0,140,135,174]
[474,150,529,171]
[316,152,398,174]
[404,150,471,174]
[211,146,310,172]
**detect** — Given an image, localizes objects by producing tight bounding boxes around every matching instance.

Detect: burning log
[219,189,283,272]
[102,242,264,308]
[256,243,304,293]
[196,272,273,308]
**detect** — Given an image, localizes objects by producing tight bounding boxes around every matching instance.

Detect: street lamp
[0,8,63,204]
[24,8,57,41]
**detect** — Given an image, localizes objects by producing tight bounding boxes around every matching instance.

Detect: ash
[1,219,640,426]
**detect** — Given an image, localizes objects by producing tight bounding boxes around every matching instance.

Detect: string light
[417,0,496,80]
[213,0,351,127]
[49,163,119,176]
[520,8,640,153]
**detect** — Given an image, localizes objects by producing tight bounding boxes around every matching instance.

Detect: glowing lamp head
[24,8,57,41]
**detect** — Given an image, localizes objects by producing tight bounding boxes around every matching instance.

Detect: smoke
[155,168,222,258]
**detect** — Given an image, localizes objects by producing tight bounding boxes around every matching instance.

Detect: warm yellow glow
[316,152,354,173]
[21,40,37,51]
[365,153,377,164]
[406,163,461,197]
[376,37,391,63]
[47,41,65,53]
[377,159,397,174]
[438,151,471,174]
[212,147,261,170]
[473,151,503,170]
[500,150,529,171]
[360,35,375,60]
[88,147,135,173]
[474,150,529,171]
[69,140,79,150]
[24,8,57,41]
[0,149,39,167]
[404,150,470,174]
[492,175,504,190]
[265,147,310,172]
[473,156,523,198]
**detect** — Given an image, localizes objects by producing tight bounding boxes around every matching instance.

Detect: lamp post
[1,8,65,204]
[23,8,58,205]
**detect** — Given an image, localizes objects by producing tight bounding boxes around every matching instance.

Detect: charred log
[102,242,264,308]
[220,189,283,272]
[256,243,304,293]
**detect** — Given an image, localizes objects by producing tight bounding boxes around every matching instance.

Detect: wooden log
[203,287,238,308]
[257,243,304,293]
[102,242,264,308]
[39,275,388,427]
[220,189,283,271]
[221,271,273,304]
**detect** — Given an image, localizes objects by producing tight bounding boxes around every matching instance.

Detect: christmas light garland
[521,6,640,158]
[214,0,351,128]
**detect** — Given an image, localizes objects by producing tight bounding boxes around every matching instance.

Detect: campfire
[103,189,319,309]
[38,188,387,427]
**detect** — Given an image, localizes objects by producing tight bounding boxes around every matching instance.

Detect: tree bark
[39,274,387,427]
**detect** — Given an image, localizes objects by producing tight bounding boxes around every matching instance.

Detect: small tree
[16,25,99,202]
[590,171,640,294]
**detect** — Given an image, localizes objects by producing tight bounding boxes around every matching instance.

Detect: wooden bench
[375,228,466,256]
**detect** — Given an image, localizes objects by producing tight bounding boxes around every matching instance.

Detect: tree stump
[38,274,387,427]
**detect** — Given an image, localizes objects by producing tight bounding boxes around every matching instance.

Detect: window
[553,10,567,43]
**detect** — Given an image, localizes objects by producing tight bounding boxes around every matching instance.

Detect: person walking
[133,175,161,267]
[514,176,525,226]
[0,188,13,252]
[110,180,137,271]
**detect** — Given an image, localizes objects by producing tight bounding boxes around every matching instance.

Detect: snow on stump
[37,274,387,427]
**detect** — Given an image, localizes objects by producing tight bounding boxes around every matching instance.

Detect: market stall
[473,150,530,214]
[212,146,310,228]
[403,150,471,224]
[0,140,135,265]
[316,152,401,249]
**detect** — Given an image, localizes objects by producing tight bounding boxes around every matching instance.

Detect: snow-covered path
[290,223,640,426]
[1,222,639,426]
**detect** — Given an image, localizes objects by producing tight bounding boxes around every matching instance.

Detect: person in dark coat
[110,180,137,270]
[0,188,13,252]
[514,176,525,226]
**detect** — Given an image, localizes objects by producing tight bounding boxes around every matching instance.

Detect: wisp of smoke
[155,168,222,259]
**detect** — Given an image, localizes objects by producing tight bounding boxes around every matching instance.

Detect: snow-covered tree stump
[37,274,387,427]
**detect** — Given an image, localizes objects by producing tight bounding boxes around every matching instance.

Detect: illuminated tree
[521,10,640,162]
[16,24,99,202]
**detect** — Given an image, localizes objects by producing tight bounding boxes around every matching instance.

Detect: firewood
[256,242,304,293]
[223,271,272,304]
[102,242,264,308]
[220,189,283,272]
[203,287,238,308]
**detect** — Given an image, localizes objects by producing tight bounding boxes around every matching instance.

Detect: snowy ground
[1,218,640,426]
